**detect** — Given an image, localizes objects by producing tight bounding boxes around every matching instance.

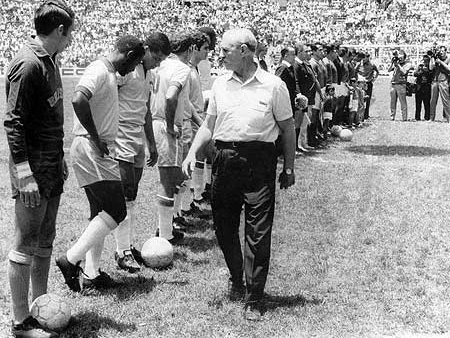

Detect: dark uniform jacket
[4,37,65,198]
[294,59,316,105]
[275,61,297,113]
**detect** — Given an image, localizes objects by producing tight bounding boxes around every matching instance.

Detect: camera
[427,47,443,60]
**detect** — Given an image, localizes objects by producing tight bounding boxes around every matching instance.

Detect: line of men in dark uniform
[273,42,379,152]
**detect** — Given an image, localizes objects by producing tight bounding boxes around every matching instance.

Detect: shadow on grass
[264,293,323,310]
[183,217,215,234]
[179,236,217,253]
[173,251,210,266]
[63,311,136,338]
[345,145,450,157]
[81,275,157,300]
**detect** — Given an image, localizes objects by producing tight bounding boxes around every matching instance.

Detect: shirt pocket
[246,101,271,131]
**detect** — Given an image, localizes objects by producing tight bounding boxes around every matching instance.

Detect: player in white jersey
[179,30,213,221]
[150,32,193,244]
[56,36,145,292]
[112,32,171,273]
[190,27,217,210]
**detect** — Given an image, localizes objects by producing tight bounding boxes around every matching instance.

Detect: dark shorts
[9,195,61,263]
[118,160,144,201]
[84,180,127,226]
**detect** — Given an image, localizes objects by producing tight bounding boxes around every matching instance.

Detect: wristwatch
[284,168,293,175]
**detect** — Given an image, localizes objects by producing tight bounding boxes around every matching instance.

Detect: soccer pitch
[1,76,450,337]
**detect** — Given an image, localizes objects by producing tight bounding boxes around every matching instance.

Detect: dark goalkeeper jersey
[4,37,65,198]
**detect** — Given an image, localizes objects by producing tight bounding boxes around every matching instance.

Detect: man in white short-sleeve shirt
[182,28,295,321]
[150,32,193,244]
[56,36,145,292]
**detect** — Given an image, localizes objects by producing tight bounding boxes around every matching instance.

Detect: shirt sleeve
[272,80,293,121]
[206,80,218,117]
[76,61,104,97]
[170,63,190,89]
[4,59,40,167]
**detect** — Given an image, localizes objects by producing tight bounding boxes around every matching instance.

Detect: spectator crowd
[1,0,450,70]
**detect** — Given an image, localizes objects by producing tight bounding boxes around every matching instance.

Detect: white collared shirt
[207,65,292,142]
[281,60,292,68]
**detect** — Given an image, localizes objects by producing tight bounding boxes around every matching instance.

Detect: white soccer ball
[30,293,71,331]
[339,128,353,141]
[141,237,174,268]
[330,125,343,137]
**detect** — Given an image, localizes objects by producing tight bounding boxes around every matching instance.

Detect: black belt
[215,140,274,150]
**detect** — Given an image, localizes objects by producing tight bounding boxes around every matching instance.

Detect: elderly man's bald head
[222,28,257,53]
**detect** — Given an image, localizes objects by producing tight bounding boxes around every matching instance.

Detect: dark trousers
[333,95,349,125]
[364,82,373,119]
[415,88,431,120]
[212,141,277,303]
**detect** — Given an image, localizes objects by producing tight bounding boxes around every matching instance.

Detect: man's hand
[166,124,181,138]
[18,176,40,208]
[92,137,109,157]
[147,143,158,167]
[182,152,196,179]
[278,171,295,189]
[62,159,69,180]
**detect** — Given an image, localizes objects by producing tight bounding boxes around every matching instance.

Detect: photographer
[429,45,450,122]
[414,55,433,121]
[388,50,412,121]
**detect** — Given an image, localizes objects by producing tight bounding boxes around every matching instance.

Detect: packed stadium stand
[0,0,449,69]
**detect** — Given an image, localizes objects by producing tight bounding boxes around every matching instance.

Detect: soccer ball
[339,128,353,141]
[331,125,343,136]
[141,237,174,268]
[30,293,71,331]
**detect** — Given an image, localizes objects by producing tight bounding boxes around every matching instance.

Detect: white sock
[192,165,204,200]
[205,163,212,185]
[67,214,113,264]
[181,180,193,211]
[173,185,186,217]
[114,201,135,257]
[157,195,174,240]
[127,201,136,246]
[84,237,105,279]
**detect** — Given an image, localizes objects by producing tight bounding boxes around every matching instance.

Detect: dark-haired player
[112,32,171,272]
[55,35,145,292]
[4,1,74,336]
[179,30,212,221]
[150,32,193,244]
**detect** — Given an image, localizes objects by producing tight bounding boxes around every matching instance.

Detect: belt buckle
[231,141,238,148]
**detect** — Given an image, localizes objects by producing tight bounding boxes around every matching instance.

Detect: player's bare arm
[144,107,158,167]
[165,84,182,137]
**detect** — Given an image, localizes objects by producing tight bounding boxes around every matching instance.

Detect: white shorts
[335,83,349,97]
[323,112,333,120]
[71,136,121,188]
[115,125,146,168]
[153,119,183,167]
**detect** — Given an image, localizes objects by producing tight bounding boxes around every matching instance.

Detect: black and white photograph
[1,0,450,337]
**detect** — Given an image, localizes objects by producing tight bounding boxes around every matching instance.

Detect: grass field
[1,76,450,338]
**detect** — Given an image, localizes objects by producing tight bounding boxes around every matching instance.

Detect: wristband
[16,161,33,179]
